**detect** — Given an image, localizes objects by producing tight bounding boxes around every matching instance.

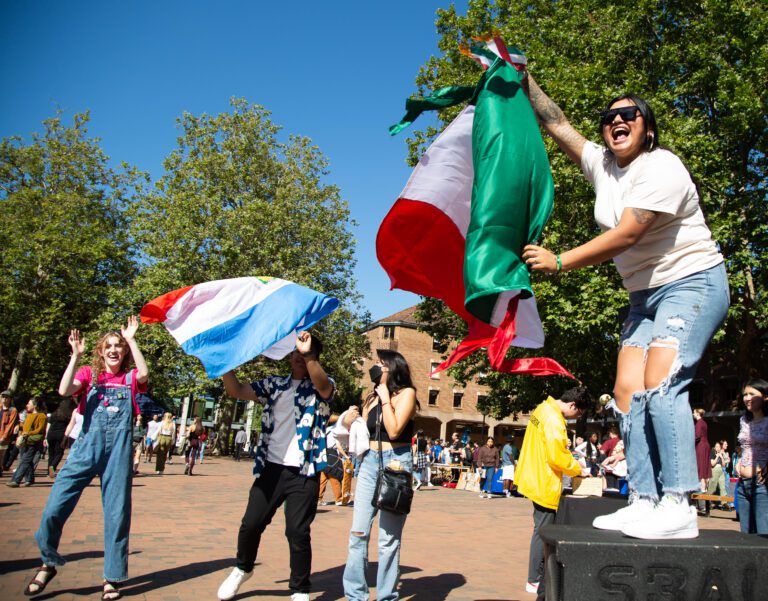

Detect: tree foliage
[0,112,144,399]
[127,99,369,413]
[409,0,766,416]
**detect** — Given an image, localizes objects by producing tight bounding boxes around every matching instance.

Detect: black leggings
[47,434,66,471]
[236,462,319,593]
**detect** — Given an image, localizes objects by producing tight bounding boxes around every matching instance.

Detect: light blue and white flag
[140,277,338,378]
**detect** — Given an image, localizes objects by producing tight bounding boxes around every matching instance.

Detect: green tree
[128,99,369,449]
[407,0,766,415]
[0,112,144,399]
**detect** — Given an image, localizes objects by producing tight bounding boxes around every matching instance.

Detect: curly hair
[91,332,133,380]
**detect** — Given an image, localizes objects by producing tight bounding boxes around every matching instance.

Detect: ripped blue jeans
[617,263,729,500]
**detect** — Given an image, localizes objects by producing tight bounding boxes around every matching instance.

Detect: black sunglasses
[599,106,640,126]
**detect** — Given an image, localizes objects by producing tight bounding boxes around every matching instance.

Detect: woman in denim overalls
[24,316,149,600]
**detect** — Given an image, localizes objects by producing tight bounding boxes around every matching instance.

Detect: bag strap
[375,402,384,472]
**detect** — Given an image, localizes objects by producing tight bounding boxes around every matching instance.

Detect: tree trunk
[215,394,234,456]
[7,335,29,394]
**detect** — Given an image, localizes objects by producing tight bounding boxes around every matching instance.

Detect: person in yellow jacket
[515,387,594,599]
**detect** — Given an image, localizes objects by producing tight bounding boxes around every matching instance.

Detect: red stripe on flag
[140,285,195,324]
[376,198,471,323]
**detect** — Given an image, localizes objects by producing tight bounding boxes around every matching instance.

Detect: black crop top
[366,402,414,444]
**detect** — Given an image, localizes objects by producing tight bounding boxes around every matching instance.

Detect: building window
[453,391,463,409]
[432,336,444,352]
[382,325,395,339]
[477,394,487,409]
[430,362,441,379]
[428,389,439,406]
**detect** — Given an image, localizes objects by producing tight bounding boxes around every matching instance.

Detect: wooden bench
[690,493,734,504]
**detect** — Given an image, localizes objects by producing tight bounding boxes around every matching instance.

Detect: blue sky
[0,1,469,321]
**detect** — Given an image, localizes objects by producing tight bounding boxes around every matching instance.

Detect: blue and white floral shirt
[250,375,334,478]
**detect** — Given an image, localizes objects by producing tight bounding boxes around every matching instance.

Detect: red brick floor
[0,456,740,600]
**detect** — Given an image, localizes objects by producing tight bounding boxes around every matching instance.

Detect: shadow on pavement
[0,549,106,575]
[399,570,467,600]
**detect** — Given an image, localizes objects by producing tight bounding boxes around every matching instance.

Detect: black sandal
[102,581,122,600]
[24,565,57,597]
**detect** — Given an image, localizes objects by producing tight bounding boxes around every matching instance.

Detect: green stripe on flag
[464,57,554,324]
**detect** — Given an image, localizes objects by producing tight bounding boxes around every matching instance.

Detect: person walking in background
[0,390,19,477]
[694,408,712,513]
[145,414,161,463]
[735,379,768,534]
[154,412,175,475]
[501,436,519,497]
[7,398,47,487]
[198,426,209,463]
[707,441,728,504]
[515,388,593,599]
[413,430,429,491]
[46,399,73,479]
[477,436,500,498]
[234,428,247,461]
[343,350,418,601]
[185,417,204,476]
[132,414,146,475]
[25,317,148,599]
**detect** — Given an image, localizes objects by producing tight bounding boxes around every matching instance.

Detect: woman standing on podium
[523,73,729,540]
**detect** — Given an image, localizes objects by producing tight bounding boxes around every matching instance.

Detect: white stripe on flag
[164,277,291,344]
[398,106,475,237]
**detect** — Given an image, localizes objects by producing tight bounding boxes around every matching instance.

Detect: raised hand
[68,330,85,356]
[121,315,139,341]
[296,331,312,356]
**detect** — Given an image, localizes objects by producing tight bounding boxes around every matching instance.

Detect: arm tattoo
[631,208,656,224]
[529,83,565,125]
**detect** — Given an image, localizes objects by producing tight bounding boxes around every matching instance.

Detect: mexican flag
[377,41,574,378]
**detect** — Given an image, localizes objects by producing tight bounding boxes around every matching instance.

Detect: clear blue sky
[0,1,469,321]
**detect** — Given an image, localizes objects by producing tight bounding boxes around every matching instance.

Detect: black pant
[234,443,243,461]
[47,434,66,471]
[236,462,319,593]
[529,501,556,601]
[3,443,19,470]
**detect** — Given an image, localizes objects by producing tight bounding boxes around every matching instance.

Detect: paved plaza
[1,455,739,601]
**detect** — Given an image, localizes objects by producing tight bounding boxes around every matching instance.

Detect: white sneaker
[291,594,310,601]
[592,496,656,530]
[218,567,252,600]
[622,496,698,539]
[479,493,486,498]
[525,581,540,593]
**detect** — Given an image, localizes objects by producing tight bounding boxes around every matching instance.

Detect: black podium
[540,524,768,601]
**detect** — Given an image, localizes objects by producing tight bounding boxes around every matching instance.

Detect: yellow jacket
[514,396,582,510]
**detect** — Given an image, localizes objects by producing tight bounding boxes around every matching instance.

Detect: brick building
[359,306,530,443]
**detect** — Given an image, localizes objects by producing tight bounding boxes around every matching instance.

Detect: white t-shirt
[581,142,722,292]
[70,411,84,439]
[146,420,161,441]
[332,410,370,457]
[265,379,304,468]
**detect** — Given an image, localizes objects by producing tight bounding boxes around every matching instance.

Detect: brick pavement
[0,456,740,601]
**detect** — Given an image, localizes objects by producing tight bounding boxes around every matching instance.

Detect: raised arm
[222,371,259,401]
[59,329,85,397]
[122,316,149,384]
[526,73,587,167]
[296,331,334,400]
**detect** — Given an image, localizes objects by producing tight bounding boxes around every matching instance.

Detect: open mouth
[611,125,630,142]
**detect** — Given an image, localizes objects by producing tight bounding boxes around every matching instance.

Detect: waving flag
[380,42,574,379]
[140,277,338,378]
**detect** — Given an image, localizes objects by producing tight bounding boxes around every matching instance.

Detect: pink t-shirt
[74,366,146,416]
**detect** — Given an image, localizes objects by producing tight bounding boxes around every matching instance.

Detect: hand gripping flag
[140,277,339,378]
[379,40,574,379]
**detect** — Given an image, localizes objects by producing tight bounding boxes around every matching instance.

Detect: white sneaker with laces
[525,581,540,593]
[592,495,656,530]
[291,594,310,601]
[621,495,699,539]
[217,567,252,600]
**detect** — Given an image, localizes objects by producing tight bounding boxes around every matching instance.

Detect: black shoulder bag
[371,402,414,515]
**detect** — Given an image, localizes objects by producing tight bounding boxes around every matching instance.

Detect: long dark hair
[367,349,420,409]
[743,378,768,422]
[600,93,659,153]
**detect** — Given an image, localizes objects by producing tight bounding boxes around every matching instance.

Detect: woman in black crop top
[343,349,418,601]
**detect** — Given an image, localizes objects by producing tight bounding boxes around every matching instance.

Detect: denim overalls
[35,372,134,582]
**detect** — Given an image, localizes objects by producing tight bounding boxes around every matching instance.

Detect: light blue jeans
[736,477,768,534]
[35,379,134,581]
[343,445,412,601]
[617,263,729,500]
